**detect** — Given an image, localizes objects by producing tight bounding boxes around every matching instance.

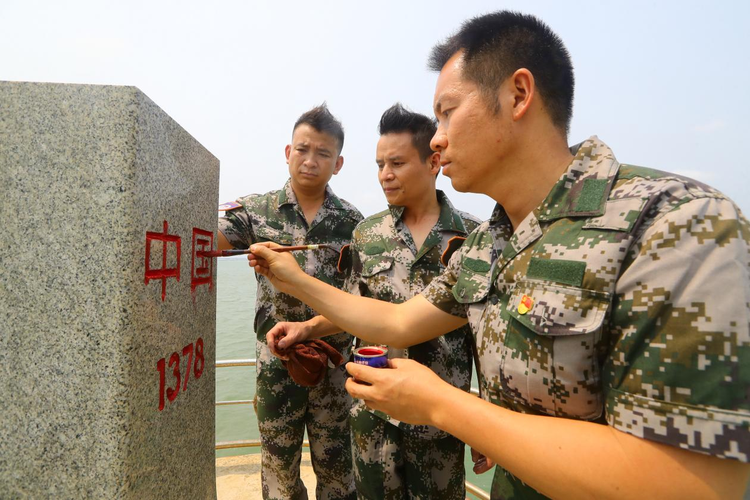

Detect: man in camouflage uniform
[250,12,750,499]
[345,104,479,500]
[218,105,362,499]
[268,104,480,499]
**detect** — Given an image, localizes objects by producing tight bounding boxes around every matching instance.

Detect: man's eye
[393,162,404,167]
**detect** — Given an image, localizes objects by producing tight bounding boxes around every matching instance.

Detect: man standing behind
[269,104,480,499]
[218,105,362,500]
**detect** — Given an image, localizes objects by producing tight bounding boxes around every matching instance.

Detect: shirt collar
[487,136,619,228]
[537,136,620,221]
[388,190,470,235]
[278,179,344,210]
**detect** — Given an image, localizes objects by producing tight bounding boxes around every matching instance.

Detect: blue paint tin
[353,346,388,368]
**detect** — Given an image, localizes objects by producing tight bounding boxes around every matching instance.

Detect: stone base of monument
[216,453,318,499]
[0,81,219,498]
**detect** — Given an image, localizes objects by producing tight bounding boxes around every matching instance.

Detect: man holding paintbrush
[217,104,362,500]
[249,12,750,500]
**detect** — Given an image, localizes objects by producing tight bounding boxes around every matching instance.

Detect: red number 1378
[156,337,205,411]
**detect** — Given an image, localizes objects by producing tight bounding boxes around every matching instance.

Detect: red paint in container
[353,346,388,368]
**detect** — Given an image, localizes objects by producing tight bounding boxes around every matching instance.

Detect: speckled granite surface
[0,81,219,498]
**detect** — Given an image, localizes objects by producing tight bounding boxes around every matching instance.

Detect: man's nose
[430,128,447,152]
[302,154,316,167]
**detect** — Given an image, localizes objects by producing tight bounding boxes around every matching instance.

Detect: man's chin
[447,175,470,193]
[293,176,327,189]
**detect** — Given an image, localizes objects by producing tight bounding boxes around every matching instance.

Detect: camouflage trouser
[256,342,355,500]
[350,407,465,500]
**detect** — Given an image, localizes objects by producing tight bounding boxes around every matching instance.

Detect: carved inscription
[144,220,181,301]
[191,228,214,293]
[144,222,215,300]
[156,337,205,411]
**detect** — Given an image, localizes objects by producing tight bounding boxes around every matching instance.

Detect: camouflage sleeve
[421,242,469,318]
[344,230,364,297]
[218,207,254,249]
[605,196,750,461]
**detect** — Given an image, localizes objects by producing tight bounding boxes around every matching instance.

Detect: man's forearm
[291,273,464,348]
[430,385,750,499]
[306,315,343,339]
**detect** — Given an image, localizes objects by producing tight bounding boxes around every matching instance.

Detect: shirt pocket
[253,225,294,246]
[501,280,610,420]
[452,257,492,329]
[359,256,395,300]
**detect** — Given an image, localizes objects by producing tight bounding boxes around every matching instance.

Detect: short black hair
[293,103,345,154]
[428,11,574,135]
[378,103,437,162]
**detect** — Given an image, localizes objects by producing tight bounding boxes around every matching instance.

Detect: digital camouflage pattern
[345,191,480,499]
[422,137,750,499]
[255,347,355,500]
[350,410,465,500]
[219,179,363,500]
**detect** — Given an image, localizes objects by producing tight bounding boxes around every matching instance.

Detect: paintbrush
[199,244,331,258]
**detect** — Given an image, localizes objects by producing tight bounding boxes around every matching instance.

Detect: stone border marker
[0,81,219,498]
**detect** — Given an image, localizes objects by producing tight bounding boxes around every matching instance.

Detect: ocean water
[215,258,258,458]
[214,258,494,493]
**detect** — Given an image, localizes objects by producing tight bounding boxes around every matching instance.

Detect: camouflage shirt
[219,179,363,355]
[347,190,480,438]
[422,137,750,498]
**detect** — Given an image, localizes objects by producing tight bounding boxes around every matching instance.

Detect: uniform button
[490,295,498,305]
[459,288,466,298]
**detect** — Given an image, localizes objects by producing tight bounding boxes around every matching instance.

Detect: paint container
[353,346,389,368]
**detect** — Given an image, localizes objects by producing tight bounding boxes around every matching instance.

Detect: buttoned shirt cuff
[421,277,468,319]
[606,388,750,462]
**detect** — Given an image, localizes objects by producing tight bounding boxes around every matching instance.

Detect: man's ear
[509,68,535,121]
[333,155,344,175]
[428,151,441,176]
[284,144,292,164]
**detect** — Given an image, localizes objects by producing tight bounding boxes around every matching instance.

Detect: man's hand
[266,322,312,360]
[247,242,305,294]
[345,358,454,427]
[471,448,495,474]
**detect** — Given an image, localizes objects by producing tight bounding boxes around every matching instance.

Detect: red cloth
[274,338,345,387]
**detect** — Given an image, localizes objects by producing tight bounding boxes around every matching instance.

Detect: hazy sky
[2,0,748,220]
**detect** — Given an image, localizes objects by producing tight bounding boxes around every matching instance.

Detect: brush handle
[272,244,329,253]
[200,244,330,258]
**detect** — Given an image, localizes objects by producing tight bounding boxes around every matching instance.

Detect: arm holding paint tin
[249,242,466,348]
[346,358,750,500]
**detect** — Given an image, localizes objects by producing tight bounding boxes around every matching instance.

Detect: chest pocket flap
[253,225,293,246]
[362,256,394,277]
[502,279,611,420]
[507,280,610,335]
[452,256,492,304]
